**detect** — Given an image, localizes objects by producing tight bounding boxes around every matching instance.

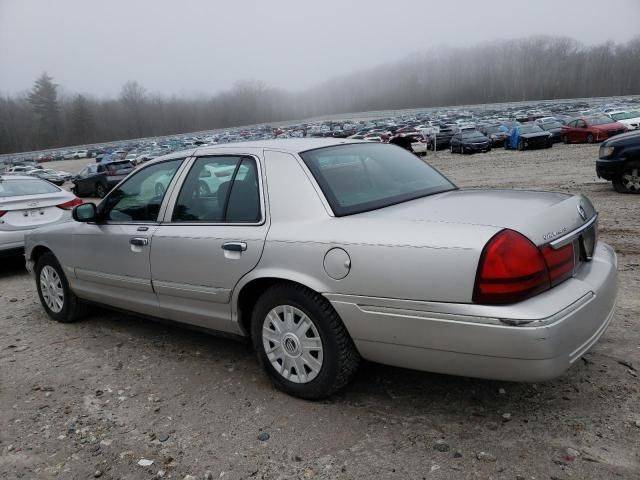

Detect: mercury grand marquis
[25,139,617,399]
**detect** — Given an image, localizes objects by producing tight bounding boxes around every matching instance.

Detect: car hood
[602,129,640,146]
[356,189,595,246]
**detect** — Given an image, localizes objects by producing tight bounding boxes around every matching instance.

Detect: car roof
[146,138,365,165]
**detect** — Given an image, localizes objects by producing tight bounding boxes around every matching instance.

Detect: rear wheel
[586,133,594,144]
[35,253,86,323]
[613,161,640,194]
[251,283,360,399]
[95,183,106,198]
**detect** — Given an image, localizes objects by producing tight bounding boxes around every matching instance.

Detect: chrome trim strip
[75,268,152,292]
[153,280,231,303]
[351,292,595,328]
[549,214,598,248]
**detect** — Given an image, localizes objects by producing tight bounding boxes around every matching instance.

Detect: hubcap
[262,305,323,384]
[40,265,64,313]
[622,168,640,191]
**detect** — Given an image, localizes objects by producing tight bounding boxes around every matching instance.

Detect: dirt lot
[1,144,639,479]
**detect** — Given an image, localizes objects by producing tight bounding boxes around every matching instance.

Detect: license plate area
[579,224,596,261]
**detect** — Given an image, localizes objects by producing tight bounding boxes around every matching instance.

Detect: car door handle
[130,237,149,247]
[222,242,247,252]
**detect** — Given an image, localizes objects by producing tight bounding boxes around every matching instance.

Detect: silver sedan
[24,139,617,399]
[1,174,81,257]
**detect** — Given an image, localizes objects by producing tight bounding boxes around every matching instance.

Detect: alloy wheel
[40,265,65,313]
[262,305,324,384]
[621,167,640,192]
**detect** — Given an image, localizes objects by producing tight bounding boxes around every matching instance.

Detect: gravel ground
[1,143,639,480]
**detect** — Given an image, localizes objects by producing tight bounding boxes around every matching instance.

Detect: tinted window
[172,156,260,223]
[0,178,60,197]
[519,125,544,134]
[300,143,455,216]
[102,159,183,222]
[589,116,614,126]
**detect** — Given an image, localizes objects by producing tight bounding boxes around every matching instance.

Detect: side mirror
[72,202,97,222]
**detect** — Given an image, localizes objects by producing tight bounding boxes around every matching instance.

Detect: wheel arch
[29,244,53,264]
[233,271,333,338]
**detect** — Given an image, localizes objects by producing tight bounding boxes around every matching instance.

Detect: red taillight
[473,229,577,305]
[57,198,83,210]
[473,230,550,305]
[541,243,575,287]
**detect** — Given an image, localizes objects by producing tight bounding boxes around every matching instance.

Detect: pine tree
[28,72,60,148]
[69,94,94,144]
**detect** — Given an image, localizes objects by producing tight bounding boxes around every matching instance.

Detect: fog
[1,0,639,97]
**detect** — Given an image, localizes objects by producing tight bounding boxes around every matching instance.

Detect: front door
[150,154,268,333]
[71,158,185,316]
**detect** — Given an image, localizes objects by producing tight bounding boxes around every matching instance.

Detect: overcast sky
[1,0,639,98]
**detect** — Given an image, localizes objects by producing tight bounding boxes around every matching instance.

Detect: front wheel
[35,253,86,323]
[613,161,640,194]
[251,283,360,399]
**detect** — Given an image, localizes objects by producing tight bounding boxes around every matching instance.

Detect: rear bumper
[327,242,617,382]
[0,229,28,252]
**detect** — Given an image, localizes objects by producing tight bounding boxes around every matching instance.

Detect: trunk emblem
[577,203,587,221]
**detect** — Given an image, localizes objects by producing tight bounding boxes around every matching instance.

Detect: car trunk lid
[0,194,68,229]
[357,189,596,247]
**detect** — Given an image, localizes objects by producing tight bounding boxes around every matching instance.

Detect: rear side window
[0,178,60,197]
[172,156,261,223]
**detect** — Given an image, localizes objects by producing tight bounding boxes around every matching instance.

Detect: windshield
[483,126,503,134]
[519,125,544,134]
[611,112,631,121]
[462,132,485,139]
[589,116,614,126]
[300,143,455,216]
[0,178,60,197]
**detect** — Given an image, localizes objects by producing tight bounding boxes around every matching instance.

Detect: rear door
[70,158,185,316]
[150,154,268,333]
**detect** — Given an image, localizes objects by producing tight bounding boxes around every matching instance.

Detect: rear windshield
[300,143,455,216]
[0,178,60,197]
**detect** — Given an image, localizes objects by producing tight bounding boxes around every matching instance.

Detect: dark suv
[597,130,640,193]
[72,160,134,198]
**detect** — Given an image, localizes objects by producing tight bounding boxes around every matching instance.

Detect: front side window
[300,143,455,216]
[172,156,261,223]
[101,159,183,222]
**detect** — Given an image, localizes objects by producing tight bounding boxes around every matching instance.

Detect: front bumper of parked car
[327,242,617,382]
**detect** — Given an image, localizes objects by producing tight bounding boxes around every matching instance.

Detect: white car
[608,111,640,130]
[0,175,81,256]
[8,165,37,174]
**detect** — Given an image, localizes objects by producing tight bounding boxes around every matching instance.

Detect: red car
[561,116,627,144]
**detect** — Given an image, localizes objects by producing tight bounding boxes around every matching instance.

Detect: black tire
[586,133,594,144]
[563,135,569,144]
[251,283,360,399]
[35,252,86,323]
[612,160,640,194]
[517,139,525,151]
[450,144,454,154]
[95,183,107,198]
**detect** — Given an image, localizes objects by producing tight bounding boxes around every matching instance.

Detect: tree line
[1,35,639,154]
